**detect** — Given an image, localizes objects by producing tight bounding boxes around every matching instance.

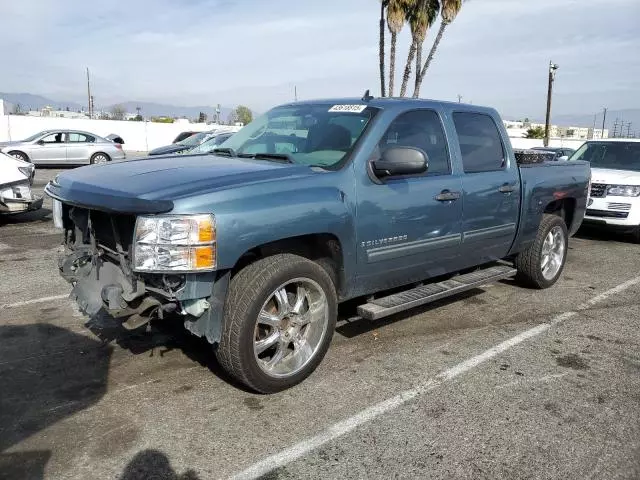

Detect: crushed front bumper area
[0,181,43,214]
[54,202,228,341]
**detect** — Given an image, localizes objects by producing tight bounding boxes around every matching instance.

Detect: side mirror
[372,146,428,177]
[36,140,45,145]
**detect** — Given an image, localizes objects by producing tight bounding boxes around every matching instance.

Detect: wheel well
[7,150,29,161]
[544,198,576,231]
[232,234,345,295]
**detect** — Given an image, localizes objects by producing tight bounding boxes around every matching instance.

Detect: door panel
[355,109,464,292]
[452,112,520,264]
[66,133,94,164]
[28,132,67,164]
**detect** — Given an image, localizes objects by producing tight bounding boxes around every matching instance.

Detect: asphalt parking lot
[1,168,639,480]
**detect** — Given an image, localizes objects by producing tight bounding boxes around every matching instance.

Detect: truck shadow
[574,225,637,244]
[85,312,254,393]
[0,323,113,479]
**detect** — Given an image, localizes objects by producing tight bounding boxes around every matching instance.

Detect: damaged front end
[49,197,228,341]
[0,157,42,214]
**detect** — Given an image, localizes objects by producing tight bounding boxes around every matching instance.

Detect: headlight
[606,185,640,197]
[18,165,34,178]
[133,214,216,272]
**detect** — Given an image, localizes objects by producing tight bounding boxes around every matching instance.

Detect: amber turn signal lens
[194,246,215,269]
[198,217,215,243]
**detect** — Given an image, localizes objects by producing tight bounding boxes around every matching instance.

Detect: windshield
[217,103,378,167]
[22,131,49,142]
[188,133,233,154]
[177,131,211,147]
[569,141,640,171]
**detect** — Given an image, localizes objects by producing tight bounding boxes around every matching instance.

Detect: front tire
[8,151,29,162]
[216,254,338,393]
[515,214,568,289]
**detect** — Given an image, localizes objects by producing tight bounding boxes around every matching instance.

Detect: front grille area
[586,209,629,219]
[607,202,632,211]
[590,183,607,198]
[64,204,136,253]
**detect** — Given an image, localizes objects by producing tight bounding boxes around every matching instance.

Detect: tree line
[379,0,465,98]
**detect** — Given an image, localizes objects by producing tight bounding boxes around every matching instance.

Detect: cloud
[0,0,638,116]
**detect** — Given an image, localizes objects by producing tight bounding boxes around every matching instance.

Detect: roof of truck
[281,96,495,114]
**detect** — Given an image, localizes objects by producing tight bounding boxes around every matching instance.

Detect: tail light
[115,144,123,150]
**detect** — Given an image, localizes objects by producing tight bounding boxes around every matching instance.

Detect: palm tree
[412,0,440,98]
[386,0,408,97]
[379,1,389,97]
[413,0,463,97]
[399,0,438,97]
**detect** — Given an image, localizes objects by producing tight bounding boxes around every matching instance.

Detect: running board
[357,265,517,321]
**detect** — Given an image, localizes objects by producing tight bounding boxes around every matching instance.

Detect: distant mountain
[0,92,235,121]
[105,101,234,122]
[0,92,84,112]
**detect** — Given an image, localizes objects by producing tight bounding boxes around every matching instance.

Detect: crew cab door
[452,112,520,264]
[355,109,463,291]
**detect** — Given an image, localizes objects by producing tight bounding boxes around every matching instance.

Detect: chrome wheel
[541,225,565,280]
[254,277,329,379]
[92,154,108,164]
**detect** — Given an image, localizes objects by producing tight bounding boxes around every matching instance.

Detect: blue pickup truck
[46,96,590,392]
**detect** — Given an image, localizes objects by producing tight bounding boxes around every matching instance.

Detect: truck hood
[590,168,640,185]
[45,154,315,213]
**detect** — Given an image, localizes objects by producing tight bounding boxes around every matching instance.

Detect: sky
[1,0,639,118]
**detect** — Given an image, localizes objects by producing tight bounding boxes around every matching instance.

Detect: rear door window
[453,112,505,173]
[68,133,94,143]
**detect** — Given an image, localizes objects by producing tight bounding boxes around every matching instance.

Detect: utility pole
[86,67,92,119]
[626,122,632,138]
[601,107,607,137]
[544,61,559,147]
[457,94,462,103]
[294,86,298,102]
[613,118,619,138]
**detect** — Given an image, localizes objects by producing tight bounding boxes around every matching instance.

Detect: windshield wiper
[211,147,237,157]
[238,152,294,163]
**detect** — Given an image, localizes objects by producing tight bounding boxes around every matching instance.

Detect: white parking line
[0,294,68,310]
[230,275,640,480]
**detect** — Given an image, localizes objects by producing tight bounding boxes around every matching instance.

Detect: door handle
[498,184,516,193]
[435,190,461,202]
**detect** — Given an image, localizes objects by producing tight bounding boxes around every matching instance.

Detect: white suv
[572,139,640,241]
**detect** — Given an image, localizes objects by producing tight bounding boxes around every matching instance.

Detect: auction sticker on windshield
[328,104,367,113]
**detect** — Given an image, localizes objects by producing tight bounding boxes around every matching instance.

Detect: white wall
[0,111,587,153]
[508,137,586,150]
[0,113,233,152]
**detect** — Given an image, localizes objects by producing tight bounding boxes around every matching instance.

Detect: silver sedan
[0,130,126,165]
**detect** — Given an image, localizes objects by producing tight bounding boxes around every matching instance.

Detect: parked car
[569,139,640,241]
[45,97,590,393]
[184,131,235,154]
[531,146,575,161]
[148,130,217,156]
[0,152,42,214]
[0,130,126,166]
[173,131,198,144]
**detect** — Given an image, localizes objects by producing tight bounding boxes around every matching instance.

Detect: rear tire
[90,152,110,164]
[515,214,568,289]
[216,254,338,393]
[8,151,29,162]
